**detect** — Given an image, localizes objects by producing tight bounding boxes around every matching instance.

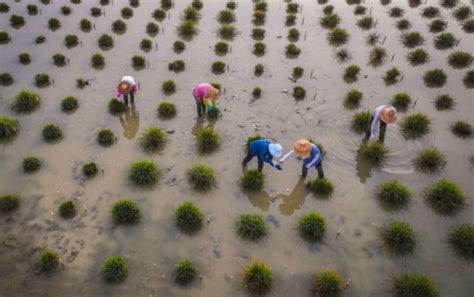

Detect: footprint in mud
[66,248,79,263]
[266,214,280,228]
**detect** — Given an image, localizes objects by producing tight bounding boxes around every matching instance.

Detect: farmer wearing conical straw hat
[365,105,398,143]
[115,76,138,107]
[192,83,219,117]
[279,139,324,178]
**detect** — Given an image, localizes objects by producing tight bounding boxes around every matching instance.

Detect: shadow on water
[118,103,140,140]
[243,189,274,212]
[275,177,309,216]
[355,145,379,184]
[241,177,310,216]
[191,117,204,136]
[191,116,217,136]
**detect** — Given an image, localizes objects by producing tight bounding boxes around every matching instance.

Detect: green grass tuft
[162,80,176,94]
[328,28,349,46]
[429,19,447,33]
[344,89,363,109]
[401,31,424,48]
[157,102,176,119]
[168,60,185,73]
[187,164,216,191]
[82,162,98,178]
[393,273,439,297]
[240,170,264,191]
[286,43,301,57]
[434,94,455,111]
[434,32,456,50]
[0,117,19,143]
[196,127,220,153]
[236,214,267,240]
[175,201,203,233]
[375,180,412,210]
[424,179,466,216]
[451,121,472,139]
[175,259,196,285]
[37,250,60,272]
[101,256,128,283]
[140,127,166,153]
[400,113,431,139]
[360,142,388,164]
[381,220,416,255]
[391,92,411,112]
[111,199,140,224]
[59,200,76,218]
[108,98,125,114]
[128,160,160,187]
[242,261,273,294]
[448,224,474,260]
[97,129,115,147]
[23,156,41,173]
[306,179,334,197]
[447,51,473,69]
[0,194,19,213]
[298,212,326,242]
[313,270,344,297]
[320,13,340,29]
[42,124,63,143]
[413,148,446,173]
[61,96,79,112]
[351,110,371,134]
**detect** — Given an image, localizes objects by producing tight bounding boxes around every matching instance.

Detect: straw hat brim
[380,109,397,124]
[294,140,312,158]
[118,81,132,94]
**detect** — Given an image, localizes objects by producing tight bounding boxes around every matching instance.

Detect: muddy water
[0,0,473,296]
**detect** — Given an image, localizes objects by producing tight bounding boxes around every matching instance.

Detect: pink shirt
[192,83,212,101]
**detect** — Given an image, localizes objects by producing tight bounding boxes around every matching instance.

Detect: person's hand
[275,164,283,171]
[278,159,284,164]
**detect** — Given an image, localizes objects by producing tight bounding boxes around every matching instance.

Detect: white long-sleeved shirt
[280,144,321,168]
[369,105,391,137]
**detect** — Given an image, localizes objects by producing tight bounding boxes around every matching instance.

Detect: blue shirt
[302,144,322,168]
[249,139,274,165]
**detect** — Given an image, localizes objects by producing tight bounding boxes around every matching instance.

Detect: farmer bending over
[365,105,397,143]
[192,83,219,117]
[243,139,283,172]
[279,139,324,178]
[115,76,138,107]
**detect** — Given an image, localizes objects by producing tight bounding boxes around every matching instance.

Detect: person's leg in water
[242,149,254,167]
[194,95,205,117]
[365,116,374,140]
[379,120,387,143]
[302,166,308,177]
[124,93,129,107]
[257,157,264,172]
[302,162,324,178]
[315,162,325,179]
[130,90,135,104]
[196,101,202,117]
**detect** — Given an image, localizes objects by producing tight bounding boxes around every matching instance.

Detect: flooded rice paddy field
[0,0,473,296]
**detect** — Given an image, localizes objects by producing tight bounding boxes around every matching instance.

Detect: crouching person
[243,139,283,172]
[279,139,324,178]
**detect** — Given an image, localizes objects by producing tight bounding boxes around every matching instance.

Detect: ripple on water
[382,125,425,175]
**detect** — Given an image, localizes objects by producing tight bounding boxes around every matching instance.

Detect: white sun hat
[268,143,283,158]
